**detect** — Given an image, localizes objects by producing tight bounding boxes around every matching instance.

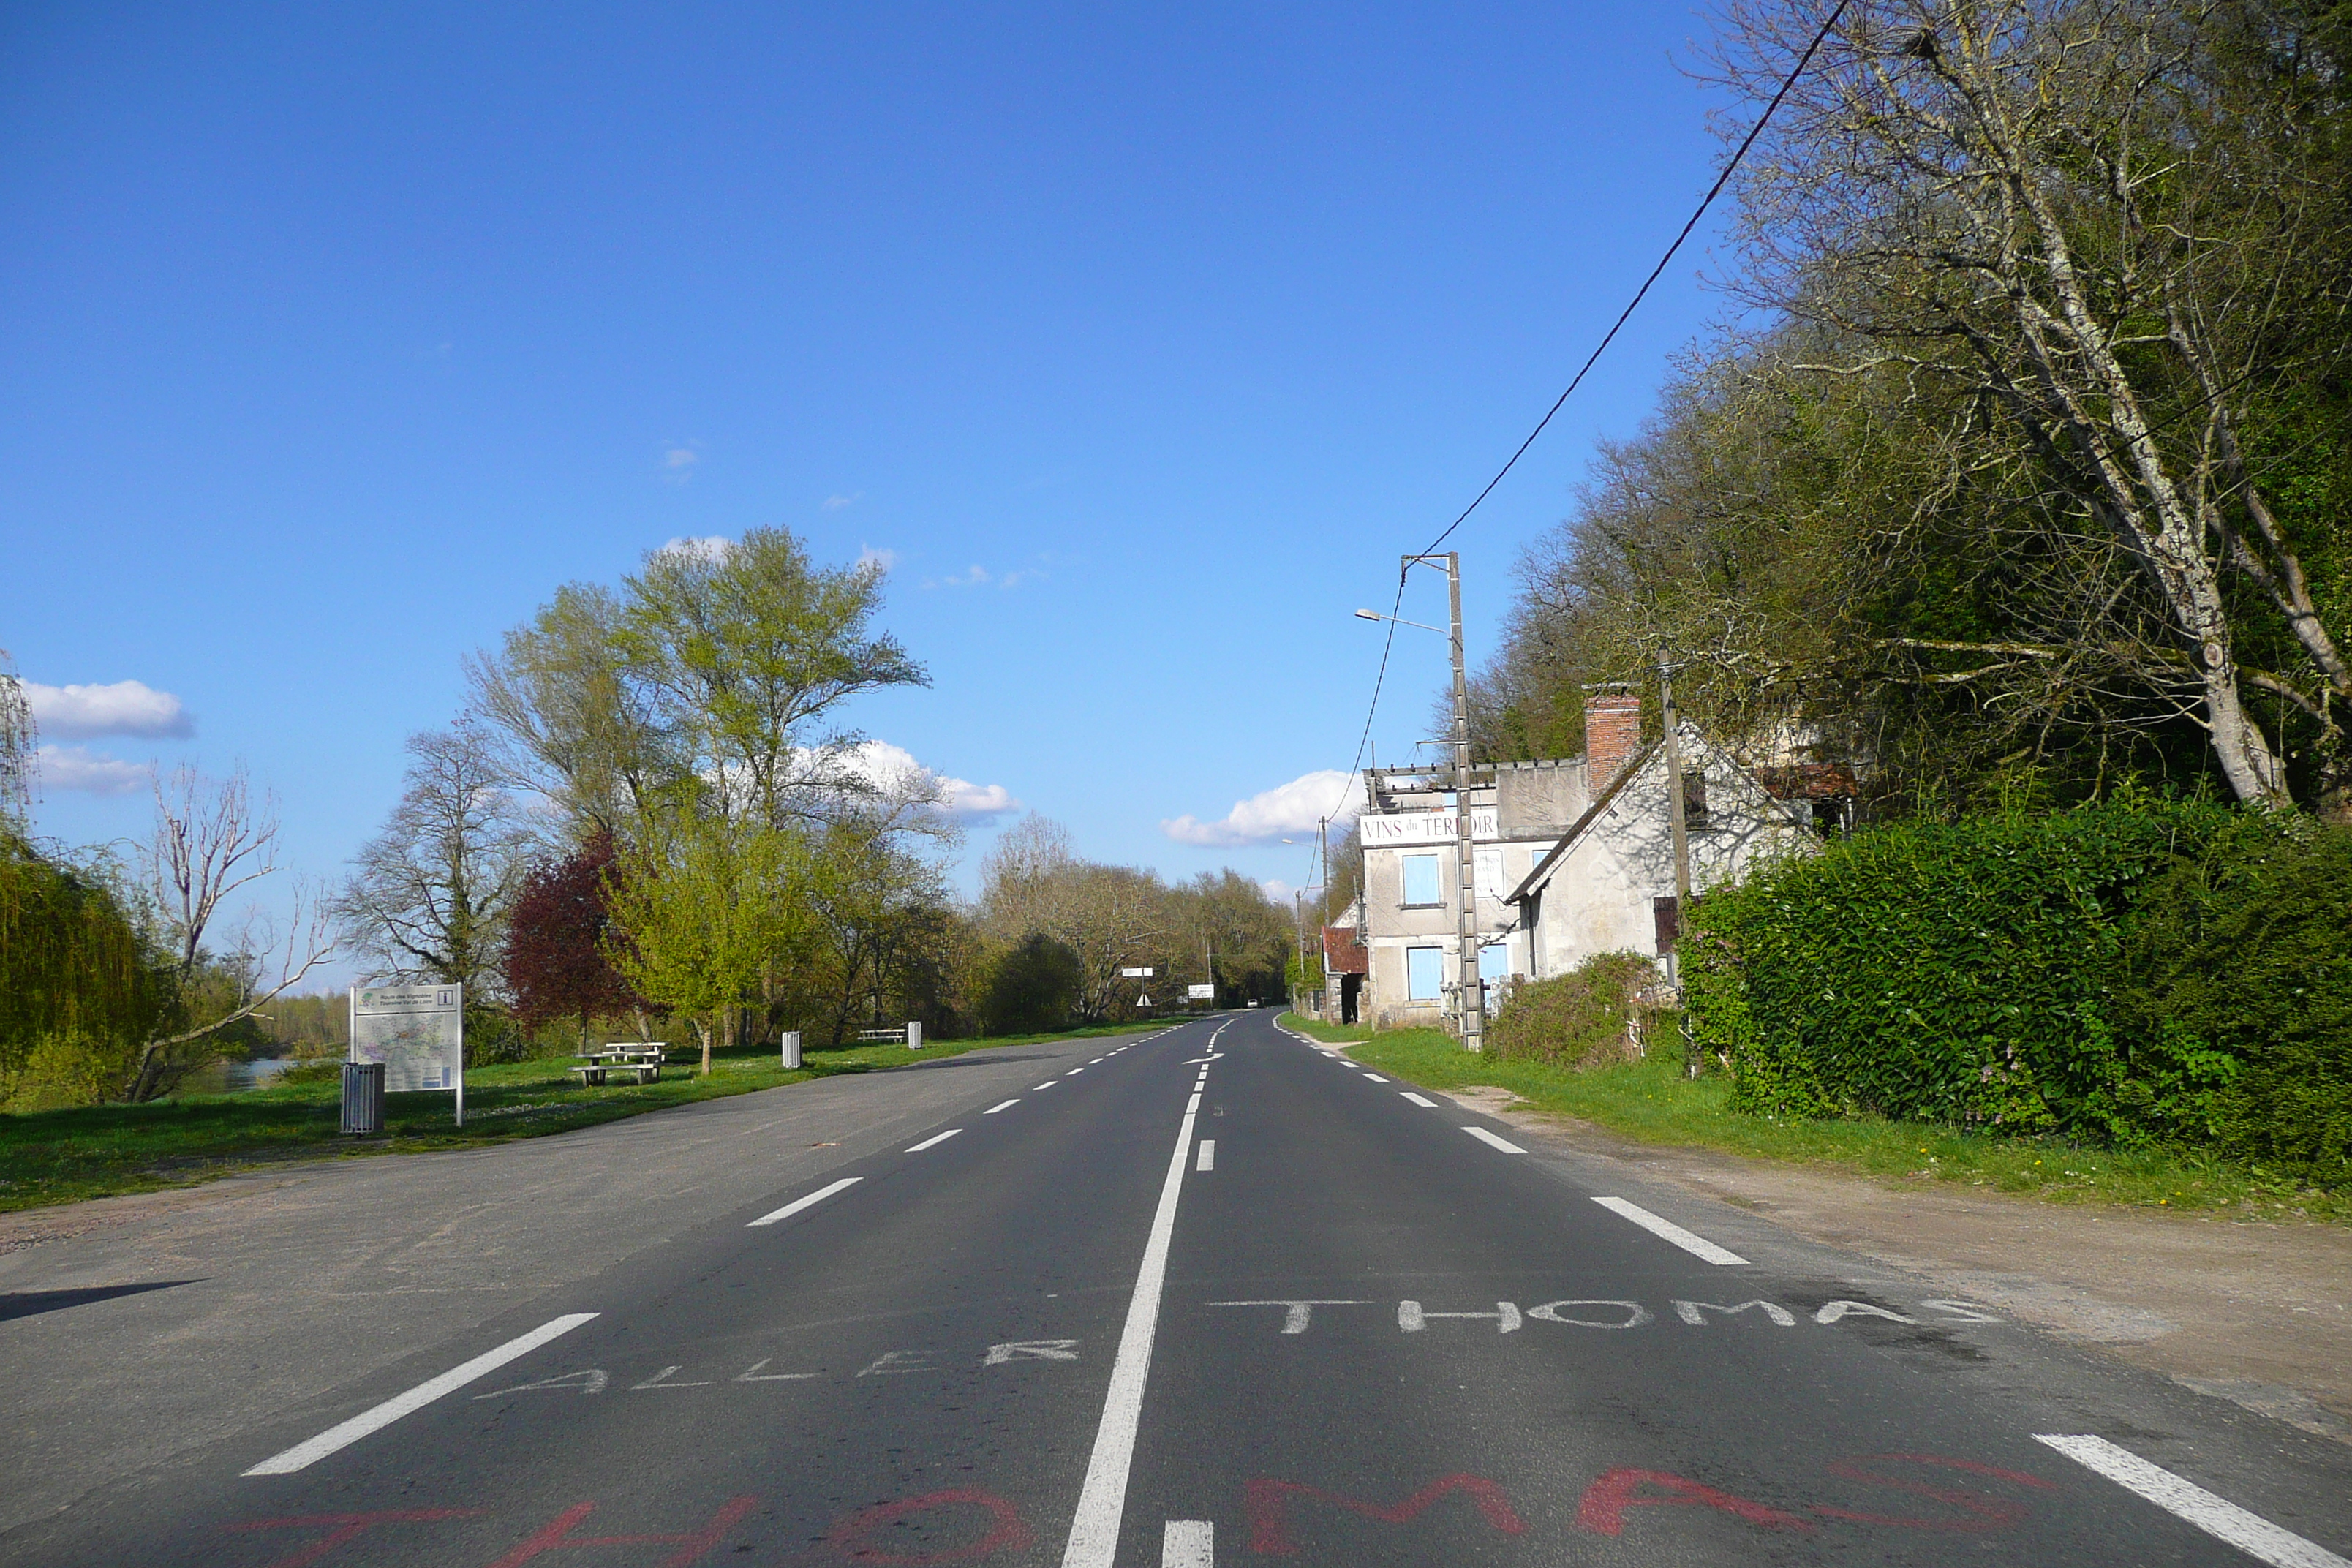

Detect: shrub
[1684,794,2350,1186]
[1488,952,1661,1068]
[980,934,1084,1036]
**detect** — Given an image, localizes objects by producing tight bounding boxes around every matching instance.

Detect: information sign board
[351,984,465,1122]
[1120,966,1155,978]
[1186,983,1216,1001]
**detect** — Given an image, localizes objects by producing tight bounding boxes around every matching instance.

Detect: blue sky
[2,1,1739,979]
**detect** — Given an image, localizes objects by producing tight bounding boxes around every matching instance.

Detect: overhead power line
[1313,0,1854,890]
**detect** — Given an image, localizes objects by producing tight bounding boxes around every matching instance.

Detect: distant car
[1246,999,1260,1008]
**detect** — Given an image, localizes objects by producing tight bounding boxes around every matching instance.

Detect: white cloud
[658,535,732,562]
[36,745,149,795]
[858,545,898,573]
[25,679,193,739]
[1161,769,1363,848]
[1260,878,1303,905]
[922,562,1038,591]
[662,442,701,482]
[821,740,1022,817]
[823,492,862,510]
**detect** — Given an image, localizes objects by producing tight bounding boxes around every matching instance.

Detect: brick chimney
[1586,692,1643,794]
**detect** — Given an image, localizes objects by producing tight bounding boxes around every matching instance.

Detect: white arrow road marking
[244,1313,599,1475]
[2035,1435,2349,1568]
[1592,1196,1749,1265]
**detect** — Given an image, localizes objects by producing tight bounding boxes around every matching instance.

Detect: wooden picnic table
[570,1042,667,1086]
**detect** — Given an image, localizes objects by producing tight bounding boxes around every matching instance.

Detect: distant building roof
[1322,924,1368,974]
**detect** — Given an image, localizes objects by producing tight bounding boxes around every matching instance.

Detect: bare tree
[1710,0,2352,806]
[336,723,527,993]
[122,766,334,1101]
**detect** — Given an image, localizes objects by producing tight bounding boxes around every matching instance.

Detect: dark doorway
[1339,973,1361,1025]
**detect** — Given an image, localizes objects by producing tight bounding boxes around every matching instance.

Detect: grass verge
[0,1020,1166,1215]
[1281,1014,2346,1224]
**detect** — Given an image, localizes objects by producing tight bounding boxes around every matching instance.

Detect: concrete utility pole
[1357,557,1483,1051]
[1657,657,1692,985]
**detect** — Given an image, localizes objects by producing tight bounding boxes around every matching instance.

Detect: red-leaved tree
[503,831,645,1048]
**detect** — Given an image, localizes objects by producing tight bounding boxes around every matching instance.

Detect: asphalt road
[6,1009,2349,1567]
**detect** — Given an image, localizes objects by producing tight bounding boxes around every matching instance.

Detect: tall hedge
[1684,797,2351,1184]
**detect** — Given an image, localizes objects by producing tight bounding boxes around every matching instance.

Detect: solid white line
[1196,1140,1215,1172]
[243,1313,599,1475]
[1361,1073,1388,1083]
[906,1128,962,1153]
[1400,1091,1436,1108]
[1163,1519,1213,1567]
[1060,1051,1205,1568]
[1592,1195,1749,1265]
[749,1175,864,1227]
[984,1098,1019,1115]
[1462,1126,1527,1155]
[2034,1435,2350,1568]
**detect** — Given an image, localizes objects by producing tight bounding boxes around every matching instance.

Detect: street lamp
[1354,554,1485,1052]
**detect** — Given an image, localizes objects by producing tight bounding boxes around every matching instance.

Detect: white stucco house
[1505,727,1820,982]
[1352,692,1845,1033]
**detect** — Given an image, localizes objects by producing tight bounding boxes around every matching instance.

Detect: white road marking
[1398,1300,1521,1333]
[2034,1435,2350,1568]
[1036,1081,1060,1090]
[1207,1300,1366,1335]
[985,1338,1080,1364]
[1462,1126,1526,1154]
[1592,1196,1749,1265]
[858,1350,932,1376]
[1163,1520,1213,1567]
[907,1128,962,1153]
[630,1364,712,1390]
[749,1176,863,1227]
[1400,1092,1436,1108]
[1066,1068,1085,1075]
[1196,1140,1215,1172]
[984,1098,1020,1114]
[243,1313,599,1475]
[1059,1039,1207,1568]
[735,1358,819,1382]
[1186,1093,1202,1113]
[1360,1073,1388,1082]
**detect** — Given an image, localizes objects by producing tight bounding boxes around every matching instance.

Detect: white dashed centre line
[1399,1091,1437,1108]
[243,1313,600,1474]
[2034,1435,2349,1568]
[906,1128,962,1153]
[1361,1073,1388,1083]
[1592,1196,1749,1265]
[1035,1081,1060,1090]
[1462,1126,1526,1155]
[749,1175,863,1227]
[984,1099,1019,1115]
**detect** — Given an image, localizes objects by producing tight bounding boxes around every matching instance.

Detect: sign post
[350,984,466,1127]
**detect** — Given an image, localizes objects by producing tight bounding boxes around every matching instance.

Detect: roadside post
[781,1030,802,1070]
[905,1020,923,1050]
[350,983,466,1128]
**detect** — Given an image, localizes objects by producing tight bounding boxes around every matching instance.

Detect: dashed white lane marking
[1060,1032,1209,1568]
[749,1176,864,1227]
[1066,1068,1085,1075]
[1196,1140,1215,1172]
[1592,1196,1749,1266]
[1163,1519,1213,1567]
[1090,1057,1106,1064]
[1400,1092,1437,1108]
[1036,1082,1060,1090]
[2035,1435,2348,1568]
[906,1128,962,1153]
[984,1099,1019,1115]
[1361,1073,1388,1083]
[243,1313,599,1474]
[1463,1126,1527,1155]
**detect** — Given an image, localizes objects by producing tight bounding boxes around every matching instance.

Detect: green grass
[1280,1014,2348,1224]
[0,1020,1167,1214]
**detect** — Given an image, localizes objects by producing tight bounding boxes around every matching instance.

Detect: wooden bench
[853,1028,905,1044]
